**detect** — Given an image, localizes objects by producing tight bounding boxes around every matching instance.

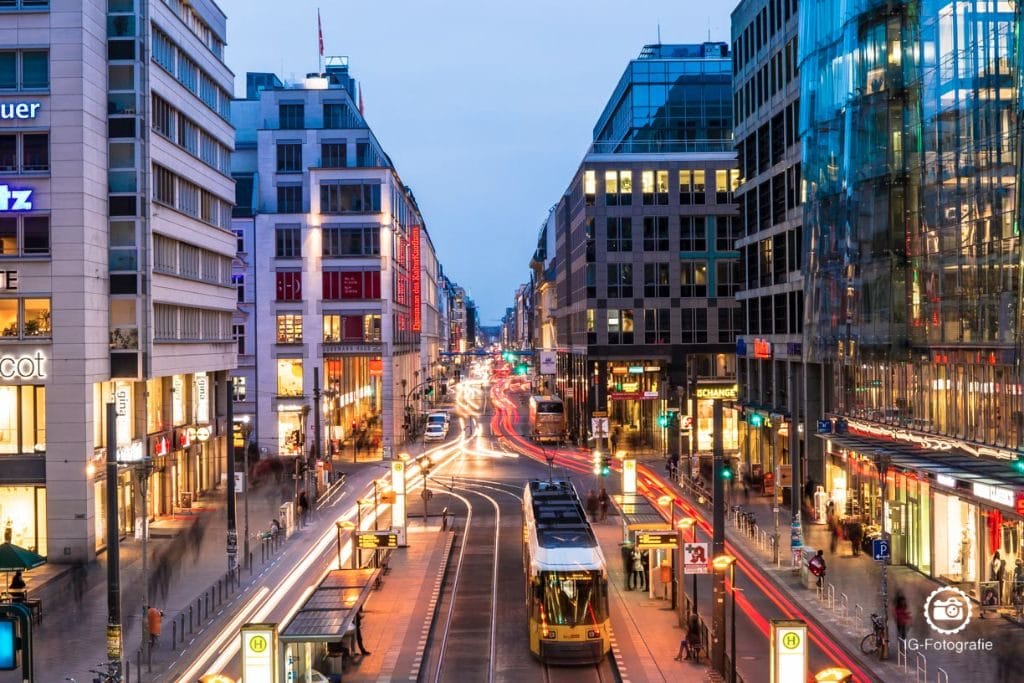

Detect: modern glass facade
[801,0,1019,443]
[592,43,734,153]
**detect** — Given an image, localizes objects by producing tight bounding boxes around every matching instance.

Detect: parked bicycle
[860,613,888,656]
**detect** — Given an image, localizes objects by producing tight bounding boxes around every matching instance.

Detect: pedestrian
[629,549,645,591]
[146,605,163,647]
[808,549,827,588]
[675,612,702,660]
[826,500,836,527]
[298,491,309,526]
[894,592,911,640]
[71,562,87,605]
[598,487,610,522]
[992,551,1007,604]
[586,490,599,522]
[8,570,25,601]
[847,521,863,557]
[829,519,841,555]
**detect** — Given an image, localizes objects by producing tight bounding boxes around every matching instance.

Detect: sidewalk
[669,475,1024,682]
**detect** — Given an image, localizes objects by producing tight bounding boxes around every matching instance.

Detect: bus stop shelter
[279,567,381,682]
[612,493,675,599]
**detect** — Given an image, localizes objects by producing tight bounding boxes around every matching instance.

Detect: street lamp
[678,517,698,618]
[235,415,252,569]
[712,554,737,683]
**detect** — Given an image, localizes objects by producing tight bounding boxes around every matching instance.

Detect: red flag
[358,83,364,116]
[317,10,324,56]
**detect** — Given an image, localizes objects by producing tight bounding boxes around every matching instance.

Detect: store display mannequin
[957,528,972,580]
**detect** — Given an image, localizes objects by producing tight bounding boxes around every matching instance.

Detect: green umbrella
[0,542,45,571]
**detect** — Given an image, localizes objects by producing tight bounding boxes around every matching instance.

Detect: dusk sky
[218,1,733,324]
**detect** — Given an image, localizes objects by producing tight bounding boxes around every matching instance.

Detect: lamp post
[237,416,252,569]
[874,449,891,660]
[712,554,737,683]
[678,516,697,618]
[658,495,679,609]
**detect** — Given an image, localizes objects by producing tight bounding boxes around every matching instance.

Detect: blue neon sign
[0,618,15,670]
[0,185,32,212]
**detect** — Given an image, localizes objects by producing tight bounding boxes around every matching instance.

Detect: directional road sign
[872,538,891,561]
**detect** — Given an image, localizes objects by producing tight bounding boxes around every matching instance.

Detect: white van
[427,411,450,435]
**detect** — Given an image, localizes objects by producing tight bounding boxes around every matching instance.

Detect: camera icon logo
[923,586,972,635]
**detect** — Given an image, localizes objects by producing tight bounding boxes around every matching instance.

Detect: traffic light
[514,362,529,375]
[721,459,734,481]
[748,413,764,428]
[600,456,611,477]
[1014,458,1024,474]
[424,385,433,396]
[657,413,668,428]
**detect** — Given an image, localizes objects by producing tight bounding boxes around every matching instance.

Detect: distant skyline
[217,1,734,324]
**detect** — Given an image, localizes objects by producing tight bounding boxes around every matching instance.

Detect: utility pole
[790,363,803,562]
[313,367,321,510]
[876,450,891,660]
[105,402,123,678]
[138,461,151,666]
[242,419,251,569]
[689,362,697,480]
[711,398,726,676]
[226,381,237,573]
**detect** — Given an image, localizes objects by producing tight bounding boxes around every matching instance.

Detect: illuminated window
[680,262,708,297]
[323,314,341,343]
[23,298,49,337]
[0,300,16,337]
[0,385,44,456]
[583,170,596,205]
[656,170,669,204]
[680,170,706,204]
[276,313,302,343]
[642,170,655,204]
[607,309,634,345]
[276,358,303,397]
[715,169,730,203]
[232,376,246,401]
[585,309,595,333]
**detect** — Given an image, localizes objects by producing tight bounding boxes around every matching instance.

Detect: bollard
[196,598,201,624]
[180,613,185,639]
[172,619,177,650]
[218,579,222,605]
[136,649,141,678]
[147,638,152,672]
[205,591,210,619]
[249,552,253,575]
[188,605,193,633]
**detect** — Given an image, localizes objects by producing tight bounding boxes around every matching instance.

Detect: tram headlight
[587,629,600,639]
[545,630,557,639]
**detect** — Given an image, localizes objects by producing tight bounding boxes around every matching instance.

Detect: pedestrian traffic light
[721,459,734,481]
[514,362,529,375]
[1014,458,1024,474]
[424,385,433,396]
[0,617,16,670]
[600,456,611,477]
[657,413,669,428]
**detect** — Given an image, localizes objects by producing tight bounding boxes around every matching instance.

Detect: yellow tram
[522,479,611,665]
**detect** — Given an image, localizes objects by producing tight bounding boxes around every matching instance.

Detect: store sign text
[0,185,33,212]
[0,351,46,380]
[753,338,772,359]
[0,102,41,120]
[695,382,739,401]
[973,482,1014,508]
[0,271,17,291]
[116,439,145,463]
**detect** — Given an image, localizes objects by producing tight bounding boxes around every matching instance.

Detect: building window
[607,309,634,345]
[643,263,670,298]
[233,323,245,354]
[644,308,671,344]
[274,225,301,258]
[276,358,303,397]
[643,216,669,251]
[715,169,732,203]
[279,103,304,130]
[584,170,596,206]
[0,1,51,9]
[681,308,708,343]
[0,50,48,90]
[718,307,741,343]
[604,170,632,206]
[276,143,302,172]
[321,142,346,168]
[323,103,353,129]
[641,170,669,205]
[322,226,379,257]
[0,216,49,256]
[716,215,739,251]
[276,313,302,343]
[585,263,596,298]
[0,133,48,173]
[606,264,633,298]
[322,270,381,300]
[277,185,303,213]
[275,271,302,301]
[320,183,381,213]
[606,217,632,252]
[0,386,45,456]
[0,297,50,338]
[233,273,245,302]
[680,262,708,297]
[679,169,706,204]
[680,217,707,252]
[716,261,741,297]
[323,313,380,342]
[232,376,246,401]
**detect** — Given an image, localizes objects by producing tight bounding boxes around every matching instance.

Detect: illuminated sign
[628,366,644,374]
[636,531,679,549]
[240,624,276,683]
[171,375,184,424]
[193,372,209,425]
[0,350,45,380]
[936,474,956,488]
[410,225,422,332]
[357,531,399,549]
[116,439,145,463]
[973,482,1014,508]
[622,458,637,495]
[0,271,17,291]
[771,621,808,683]
[114,381,131,446]
[0,185,33,212]
[753,338,772,359]
[695,381,739,401]
[0,618,15,670]
[0,102,41,120]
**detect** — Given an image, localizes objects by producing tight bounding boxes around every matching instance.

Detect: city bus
[522,479,610,665]
[528,395,566,444]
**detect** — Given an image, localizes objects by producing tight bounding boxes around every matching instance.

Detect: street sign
[683,542,709,574]
[539,350,557,375]
[234,472,245,494]
[816,419,832,434]
[680,415,693,431]
[636,531,679,550]
[591,417,610,439]
[778,464,793,487]
[358,531,399,549]
[241,624,277,683]
[872,538,891,561]
[770,620,808,683]
[694,380,739,401]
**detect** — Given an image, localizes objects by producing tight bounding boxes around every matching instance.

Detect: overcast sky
[217,0,733,324]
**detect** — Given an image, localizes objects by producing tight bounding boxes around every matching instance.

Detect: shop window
[0,485,46,556]
[0,385,44,454]
[276,358,303,397]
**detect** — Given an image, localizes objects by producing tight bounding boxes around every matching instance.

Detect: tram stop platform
[593,518,717,682]
[340,520,454,682]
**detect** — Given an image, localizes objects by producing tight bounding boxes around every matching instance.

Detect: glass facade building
[799,0,1024,589]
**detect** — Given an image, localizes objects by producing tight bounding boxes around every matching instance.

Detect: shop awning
[818,432,1024,492]
[280,567,380,642]
[613,493,670,531]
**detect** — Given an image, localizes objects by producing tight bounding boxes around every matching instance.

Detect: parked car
[424,422,447,441]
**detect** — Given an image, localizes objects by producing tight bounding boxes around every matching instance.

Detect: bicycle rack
[896,636,908,671]
[914,651,927,683]
[839,592,849,622]
[826,584,835,610]
[936,666,949,683]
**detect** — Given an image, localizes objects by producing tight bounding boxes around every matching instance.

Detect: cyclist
[808,549,827,588]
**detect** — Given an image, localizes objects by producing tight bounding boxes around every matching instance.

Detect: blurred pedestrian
[585,490,599,522]
[146,605,163,647]
[894,592,911,640]
[809,549,827,588]
[298,491,309,526]
[598,488,610,522]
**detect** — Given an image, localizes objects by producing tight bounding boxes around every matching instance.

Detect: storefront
[0,485,45,555]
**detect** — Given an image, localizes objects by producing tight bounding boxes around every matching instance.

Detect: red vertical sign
[411,225,422,332]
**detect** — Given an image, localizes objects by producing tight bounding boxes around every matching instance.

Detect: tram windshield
[539,570,606,625]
